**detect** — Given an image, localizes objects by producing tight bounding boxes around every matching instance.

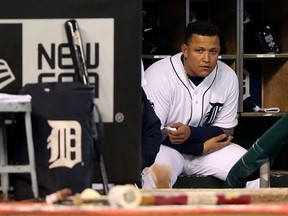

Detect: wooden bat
[65,19,89,85]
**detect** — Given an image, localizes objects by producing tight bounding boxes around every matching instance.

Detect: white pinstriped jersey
[143,53,239,130]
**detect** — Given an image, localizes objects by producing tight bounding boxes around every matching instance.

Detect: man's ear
[181,43,188,58]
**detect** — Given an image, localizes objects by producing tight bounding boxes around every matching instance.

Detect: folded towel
[0,93,31,103]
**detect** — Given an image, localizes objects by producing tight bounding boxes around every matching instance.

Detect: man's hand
[203,134,233,155]
[166,122,191,144]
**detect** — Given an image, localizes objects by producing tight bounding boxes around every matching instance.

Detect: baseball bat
[46,188,73,204]
[64,19,89,85]
[69,185,251,207]
[64,19,109,195]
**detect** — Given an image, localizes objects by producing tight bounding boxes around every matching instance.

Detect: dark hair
[185,21,222,44]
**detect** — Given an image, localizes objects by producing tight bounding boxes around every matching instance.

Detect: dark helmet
[244,20,281,54]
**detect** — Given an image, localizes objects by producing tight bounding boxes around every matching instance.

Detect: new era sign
[0,19,114,122]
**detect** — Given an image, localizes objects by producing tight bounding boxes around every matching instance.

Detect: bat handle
[65,19,90,85]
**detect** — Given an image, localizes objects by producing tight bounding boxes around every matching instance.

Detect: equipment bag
[13,82,95,200]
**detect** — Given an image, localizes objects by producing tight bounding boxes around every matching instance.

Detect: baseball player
[142,21,259,189]
[141,60,162,172]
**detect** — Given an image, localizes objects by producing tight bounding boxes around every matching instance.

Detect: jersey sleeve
[162,136,204,156]
[162,126,226,156]
[187,126,225,143]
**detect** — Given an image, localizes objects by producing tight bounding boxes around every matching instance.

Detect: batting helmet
[244,20,281,54]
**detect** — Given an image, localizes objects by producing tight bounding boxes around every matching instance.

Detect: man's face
[181,34,220,77]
